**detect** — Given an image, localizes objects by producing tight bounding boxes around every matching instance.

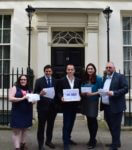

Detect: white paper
[98,89,109,104]
[98,89,108,96]
[63,89,81,102]
[43,87,55,99]
[26,93,40,102]
[81,87,92,93]
[101,95,110,104]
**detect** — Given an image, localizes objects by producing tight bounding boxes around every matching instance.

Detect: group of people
[9,62,128,150]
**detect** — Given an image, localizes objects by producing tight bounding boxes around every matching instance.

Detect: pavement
[0,115,132,150]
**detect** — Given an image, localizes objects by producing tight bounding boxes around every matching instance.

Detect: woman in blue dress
[9,75,33,150]
[81,63,102,149]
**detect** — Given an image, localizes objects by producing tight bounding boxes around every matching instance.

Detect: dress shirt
[66,75,75,89]
[102,74,113,104]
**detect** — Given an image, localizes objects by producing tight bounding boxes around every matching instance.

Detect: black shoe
[106,143,121,148]
[109,148,118,150]
[45,142,55,149]
[87,139,97,145]
[69,140,77,145]
[64,145,70,150]
[38,147,45,150]
[105,143,112,147]
[88,145,96,149]
[87,139,97,147]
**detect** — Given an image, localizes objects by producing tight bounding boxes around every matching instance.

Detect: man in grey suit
[100,62,128,150]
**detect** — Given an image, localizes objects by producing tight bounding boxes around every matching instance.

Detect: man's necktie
[47,78,51,87]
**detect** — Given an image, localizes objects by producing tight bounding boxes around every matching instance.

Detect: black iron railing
[0,68,131,126]
[124,70,132,126]
[0,68,34,125]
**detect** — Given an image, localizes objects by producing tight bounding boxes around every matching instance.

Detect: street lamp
[25,5,35,72]
[25,5,35,89]
[103,6,113,62]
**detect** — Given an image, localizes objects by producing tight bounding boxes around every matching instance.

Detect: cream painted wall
[0,1,132,78]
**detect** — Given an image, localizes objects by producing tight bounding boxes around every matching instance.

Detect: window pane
[3,60,10,88]
[52,31,84,44]
[131,18,132,30]
[3,29,10,43]
[3,46,10,59]
[124,61,130,74]
[123,17,131,30]
[0,46,2,59]
[3,60,10,73]
[123,31,132,45]
[0,29,2,43]
[3,15,11,28]
[0,60,2,88]
[0,60,2,73]
[125,76,132,89]
[123,47,132,60]
[3,74,10,88]
[0,74,1,88]
[0,15,2,28]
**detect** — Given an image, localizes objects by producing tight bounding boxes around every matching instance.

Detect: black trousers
[63,109,76,146]
[37,105,57,147]
[86,116,98,145]
[104,105,123,148]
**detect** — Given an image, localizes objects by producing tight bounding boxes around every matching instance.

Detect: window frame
[0,14,11,89]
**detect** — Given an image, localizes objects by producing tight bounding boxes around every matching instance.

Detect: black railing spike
[22,68,24,75]
[17,67,19,79]
[12,68,14,86]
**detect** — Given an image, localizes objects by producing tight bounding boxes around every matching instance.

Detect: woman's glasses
[20,79,27,81]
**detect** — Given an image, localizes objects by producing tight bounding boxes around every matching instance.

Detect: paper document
[98,89,108,96]
[26,93,40,102]
[43,87,55,99]
[81,87,92,93]
[98,89,109,104]
[63,89,81,102]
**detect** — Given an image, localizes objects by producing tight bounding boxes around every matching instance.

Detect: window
[52,31,84,46]
[0,15,11,88]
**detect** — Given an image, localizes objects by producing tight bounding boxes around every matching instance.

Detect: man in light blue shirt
[100,62,128,150]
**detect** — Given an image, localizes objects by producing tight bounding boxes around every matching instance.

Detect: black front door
[51,47,84,78]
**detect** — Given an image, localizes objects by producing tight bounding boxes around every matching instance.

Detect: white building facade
[0,0,132,125]
[0,0,132,79]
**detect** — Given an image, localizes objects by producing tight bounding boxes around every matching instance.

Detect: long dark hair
[82,63,96,84]
[15,75,29,90]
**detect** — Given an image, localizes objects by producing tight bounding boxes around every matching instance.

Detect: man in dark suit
[34,65,57,150]
[100,62,128,150]
[58,64,81,150]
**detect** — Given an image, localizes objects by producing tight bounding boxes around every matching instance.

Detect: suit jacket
[58,76,81,111]
[34,76,57,112]
[100,72,128,113]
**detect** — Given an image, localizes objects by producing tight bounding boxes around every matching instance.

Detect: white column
[85,15,99,73]
[36,14,50,77]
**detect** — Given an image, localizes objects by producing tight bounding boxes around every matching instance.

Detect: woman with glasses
[9,75,33,150]
[81,63,102,149]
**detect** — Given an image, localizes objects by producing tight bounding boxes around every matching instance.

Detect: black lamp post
[25,5,35,89]
[25,5,35,73]
[103,6,113,62]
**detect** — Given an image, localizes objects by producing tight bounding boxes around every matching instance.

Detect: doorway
[51,47,84,78]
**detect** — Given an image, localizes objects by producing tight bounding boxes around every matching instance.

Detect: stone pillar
[36,14,50,77]
[85,14,99,72]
